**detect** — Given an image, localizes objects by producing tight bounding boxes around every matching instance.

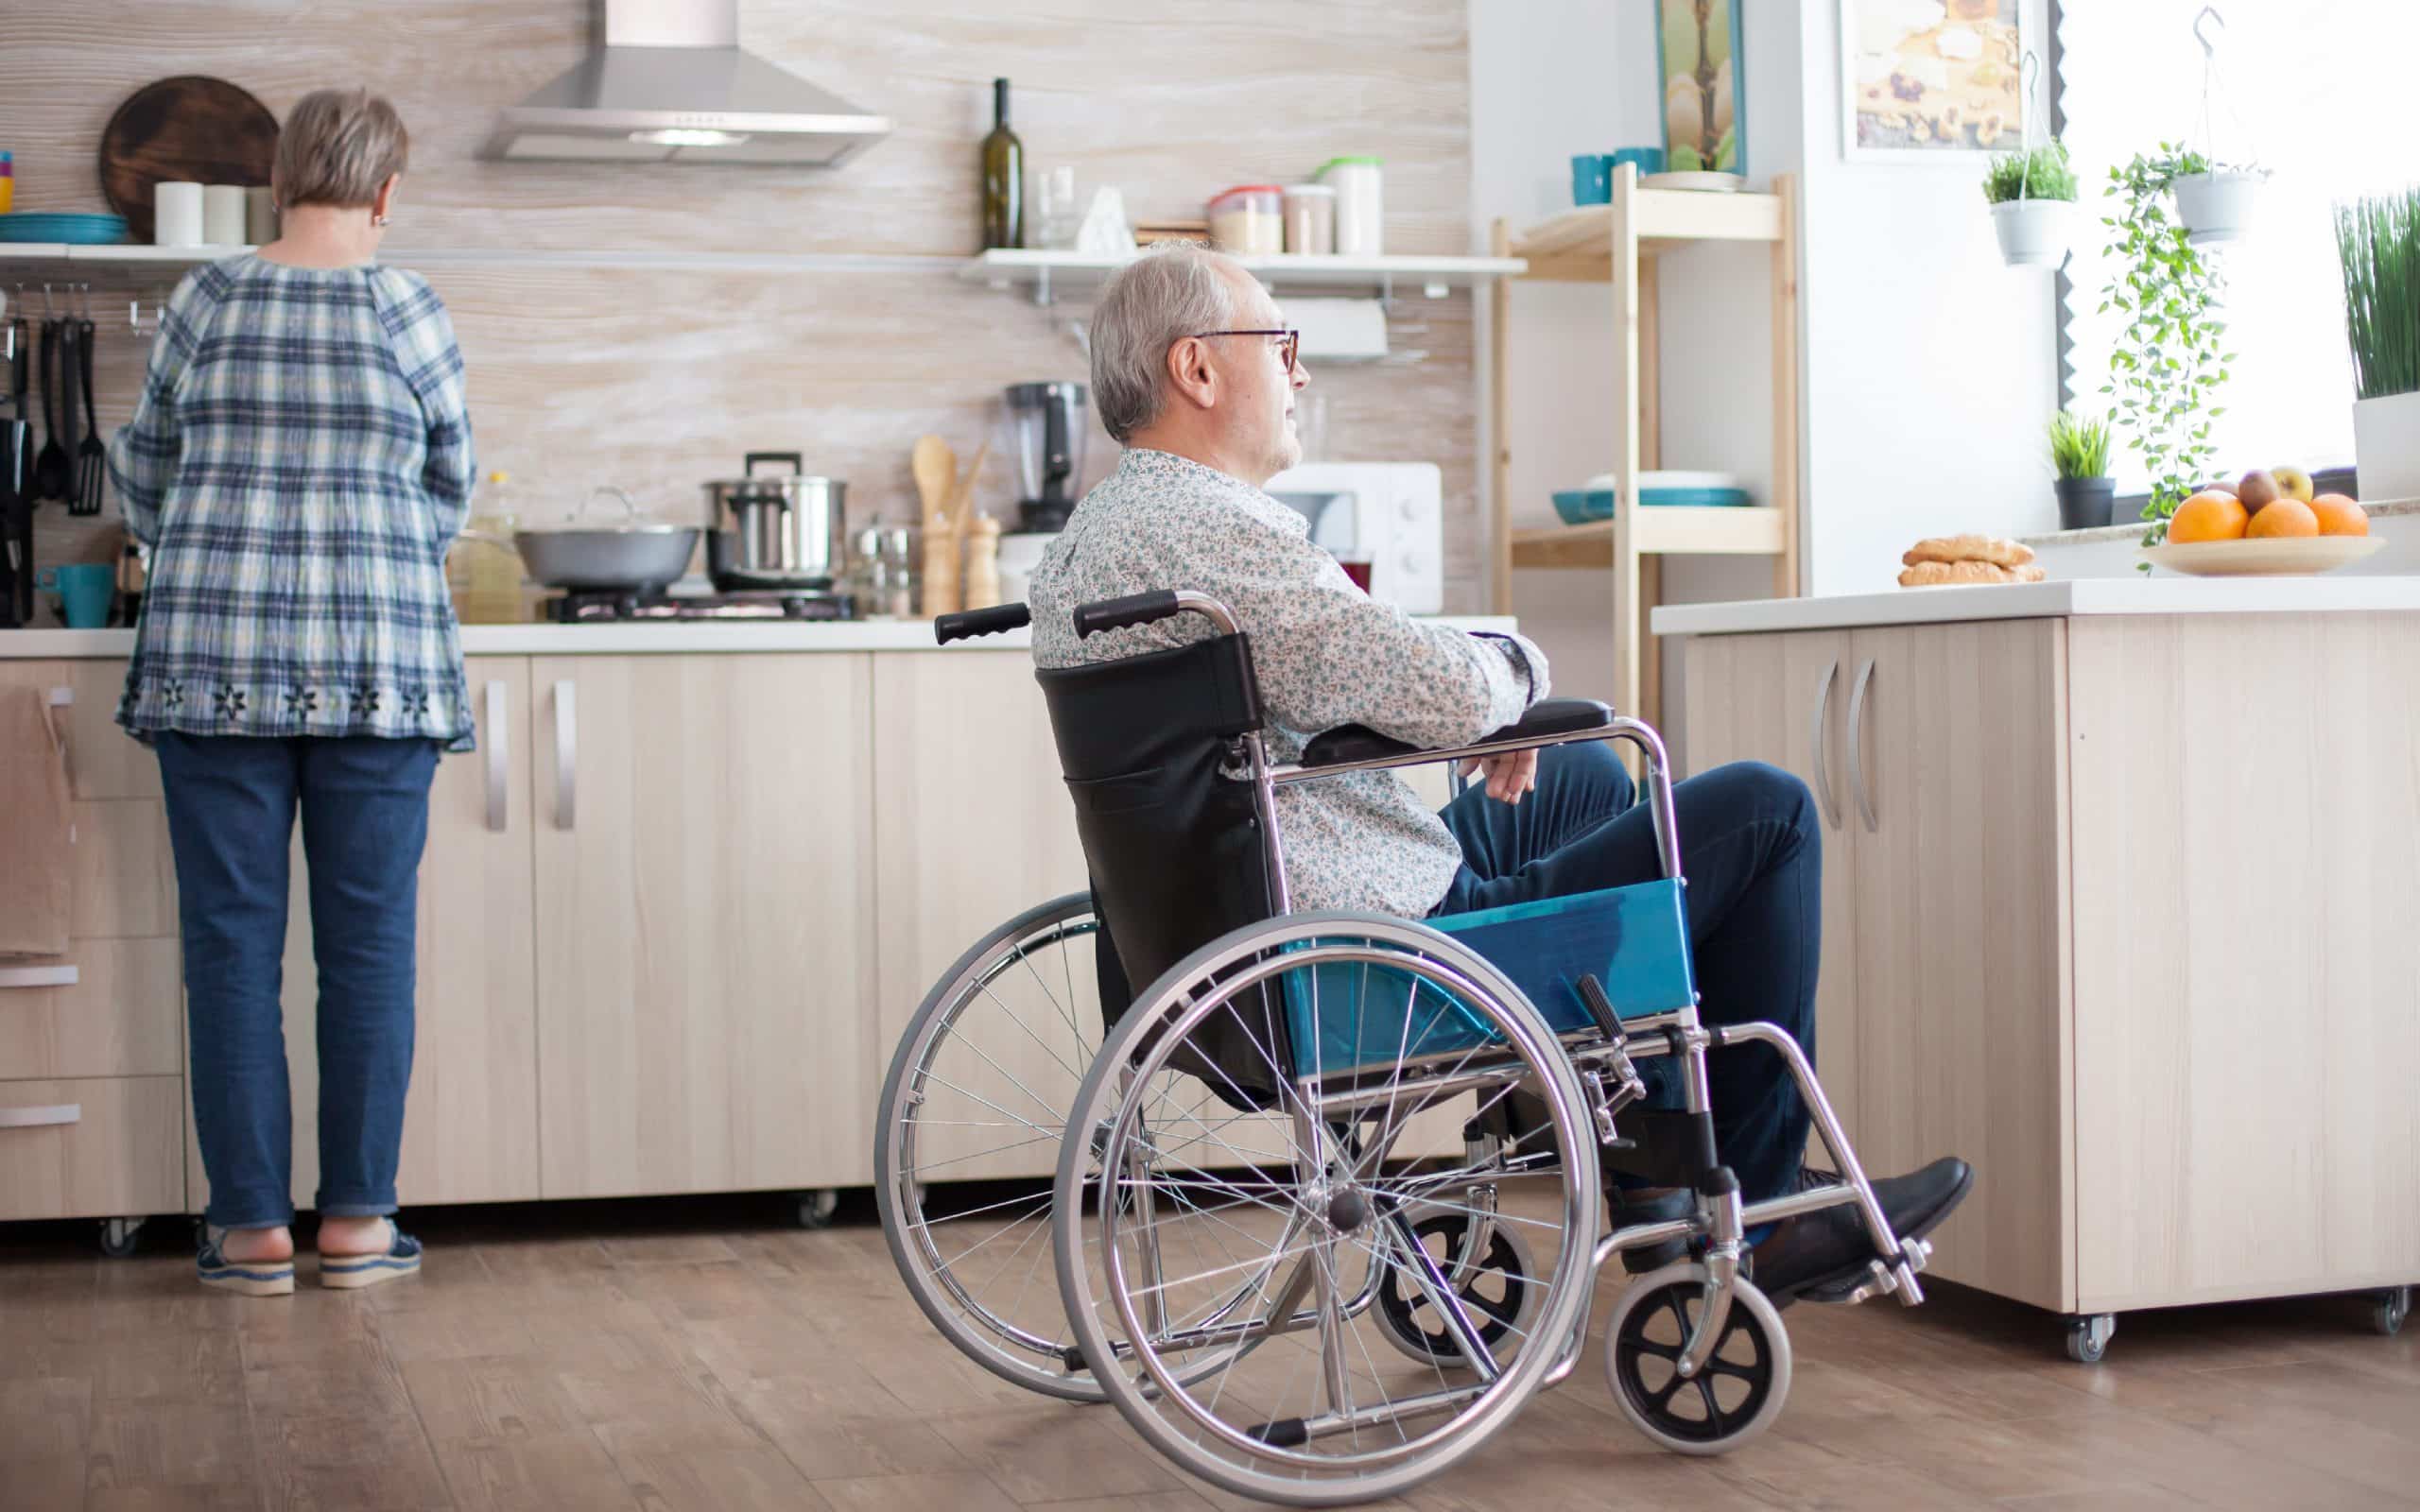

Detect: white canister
[202,184,246,246]
[1315,156,1384,257]
[153,181,205,247]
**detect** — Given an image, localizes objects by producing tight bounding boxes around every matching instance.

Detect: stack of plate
[1550,471,1752,525]
[0,213,131,245]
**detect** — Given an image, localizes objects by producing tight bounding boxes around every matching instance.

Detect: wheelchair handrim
[1057,914,1604,1502]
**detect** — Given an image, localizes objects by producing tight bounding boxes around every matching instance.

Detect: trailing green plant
[2048,409,2111,479]
[2336,186,2420,402]
[2100,145,2236,546]
[1984,141,2078,205]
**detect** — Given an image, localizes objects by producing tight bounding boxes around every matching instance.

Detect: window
[2058,1,2419,491]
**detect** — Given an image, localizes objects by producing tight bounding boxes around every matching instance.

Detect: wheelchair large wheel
[875,892,1114,1401]
[1053,912,1603,1507]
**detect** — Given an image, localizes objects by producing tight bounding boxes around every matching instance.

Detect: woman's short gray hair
[1090,244,1238,443]
[275,88,410,210]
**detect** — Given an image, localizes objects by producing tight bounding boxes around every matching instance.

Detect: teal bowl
[1550,489,1615,525]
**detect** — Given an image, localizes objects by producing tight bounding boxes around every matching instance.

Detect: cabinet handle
[1808,658,1841,830]
[0,964,79,990]
[0,1104,81,1129]
[1847,657,1877,833]
[553,679,578,831]
[483,680,510,833]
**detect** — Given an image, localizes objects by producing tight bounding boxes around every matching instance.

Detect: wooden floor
[4,1194,2416,1511]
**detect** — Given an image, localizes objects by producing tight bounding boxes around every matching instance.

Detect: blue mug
[1570,154,1611,206]
[40,563,114,628]
[1611,146,1667,179]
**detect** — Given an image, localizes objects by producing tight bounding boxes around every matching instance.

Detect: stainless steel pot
[508,487,699,592]
[701,453,845,590]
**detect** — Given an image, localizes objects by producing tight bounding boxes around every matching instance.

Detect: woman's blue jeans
[1434,742,1821,1204]
[155,733,439,1230]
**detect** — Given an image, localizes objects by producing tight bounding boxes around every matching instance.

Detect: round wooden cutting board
[99,77,280,243]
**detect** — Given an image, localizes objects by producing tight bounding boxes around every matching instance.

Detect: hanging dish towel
[0,684,74,956]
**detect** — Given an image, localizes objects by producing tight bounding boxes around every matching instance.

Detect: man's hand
[1460,748,1537,803]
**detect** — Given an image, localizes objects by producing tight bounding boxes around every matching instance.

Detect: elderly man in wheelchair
[875,244,1971,1506]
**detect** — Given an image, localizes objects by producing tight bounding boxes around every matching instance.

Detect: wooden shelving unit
[1489,165,1801,731]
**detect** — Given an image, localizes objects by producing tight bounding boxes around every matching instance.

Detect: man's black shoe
[1746,1156,1973,1307]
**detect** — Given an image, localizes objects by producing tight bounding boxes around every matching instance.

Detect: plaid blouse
[108,254,475,751]
[1028,448,1547,918]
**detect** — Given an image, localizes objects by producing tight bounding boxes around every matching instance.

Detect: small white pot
[2172,171,2264,246]
[1990,198,2074,268]
[2353,389,2420,504]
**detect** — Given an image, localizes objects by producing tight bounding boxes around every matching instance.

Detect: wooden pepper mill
[922,509,960,617]
[962,513,1002,610]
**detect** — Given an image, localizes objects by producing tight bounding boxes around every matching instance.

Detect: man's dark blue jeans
[155,733,440,1231]
[1433,741,1820,1205]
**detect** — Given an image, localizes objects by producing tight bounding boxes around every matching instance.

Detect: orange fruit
[2167,490,2249,542]
[2310,493,2368,536]
[2246,497,2319,538]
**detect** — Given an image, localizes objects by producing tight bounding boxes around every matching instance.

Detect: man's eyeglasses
[1189,328,1301,376]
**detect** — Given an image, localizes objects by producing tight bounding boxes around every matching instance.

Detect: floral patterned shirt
[1028,447,1548,917]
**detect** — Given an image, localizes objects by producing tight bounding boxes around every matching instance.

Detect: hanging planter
[1983,139,2078,269]
[1980,57,2075,269]
[2174,165,2267,246]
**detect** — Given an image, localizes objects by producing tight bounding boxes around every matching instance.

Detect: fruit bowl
[2138,536,2385,576]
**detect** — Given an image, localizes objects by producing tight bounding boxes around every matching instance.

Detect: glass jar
[448,471,528,624]
[1282,183,1337,254]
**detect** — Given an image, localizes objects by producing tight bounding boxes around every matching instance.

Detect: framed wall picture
[1841,0,2026,159]
[1658,0,1747,177]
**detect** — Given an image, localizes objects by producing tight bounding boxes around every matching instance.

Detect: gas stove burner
[545,589,856,624]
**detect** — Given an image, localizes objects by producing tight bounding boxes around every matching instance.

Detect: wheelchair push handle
[1073,590,1184,638]
[933,603,1031,644]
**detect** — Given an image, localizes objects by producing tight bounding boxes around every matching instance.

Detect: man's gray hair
[1090,244,1239,443]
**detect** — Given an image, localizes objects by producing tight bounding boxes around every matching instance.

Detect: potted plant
[2048,410,2114,529]
[2102,149,2236,546]
[1984,140,2078,268]
[2338,185,2420,501]
[2169,149,2267,246]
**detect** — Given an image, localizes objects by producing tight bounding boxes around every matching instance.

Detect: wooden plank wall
[3,0,1480,610]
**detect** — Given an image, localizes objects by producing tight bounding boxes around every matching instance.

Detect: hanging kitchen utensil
[55,318,81,507]
[99,77,280,243]
[32,313,70,504]
[75,306,105,516]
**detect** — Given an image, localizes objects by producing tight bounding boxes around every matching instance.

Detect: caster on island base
[98,1216,146,1259]
[795,1189,840,1229]
[2065,1313,2116,1364]
[2373,1286,2411,1338]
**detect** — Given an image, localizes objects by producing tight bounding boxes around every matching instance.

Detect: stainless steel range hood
[483,0,890,166]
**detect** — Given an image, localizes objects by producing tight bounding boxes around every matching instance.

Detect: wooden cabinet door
[1681,629,1862,1156]
[1842,619,2069,1311]
[531,654,875,1198]
[198,657,542,1212]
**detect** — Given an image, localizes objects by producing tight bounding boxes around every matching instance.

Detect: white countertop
[1651,577,2420,637]
[0,615,1517,660]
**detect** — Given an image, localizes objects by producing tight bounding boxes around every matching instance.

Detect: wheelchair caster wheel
[1374,1212,1540,1367]
[2374,1287,2411,1338]
[97,1217,145,1259]
[2065,1313,2116,1364]
[1604,1262,1791,1455]
[795,1190,839,1229]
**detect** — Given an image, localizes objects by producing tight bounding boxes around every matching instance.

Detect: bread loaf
[1902,533,2036,569]
[1897,559,2045,587]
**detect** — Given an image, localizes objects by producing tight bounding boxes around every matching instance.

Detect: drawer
[0,661,158,800]
[0,940,182,1079]
[0,1076,185,1221]
[69,800,178,940]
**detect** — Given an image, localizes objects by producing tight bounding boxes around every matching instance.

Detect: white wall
[1792,0,2059,594]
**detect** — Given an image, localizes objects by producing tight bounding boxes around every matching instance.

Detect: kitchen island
[0,617,1504,1239]
[1654,578,2420,1357]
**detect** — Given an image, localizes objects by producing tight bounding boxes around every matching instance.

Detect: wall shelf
[0,244,965,275]
[960,249,1528,304]
[1489,164,1801,737]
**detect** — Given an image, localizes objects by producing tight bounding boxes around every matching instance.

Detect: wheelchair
[876,589,1937,1506]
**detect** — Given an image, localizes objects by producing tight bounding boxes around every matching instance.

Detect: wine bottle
[980,77,1024,250]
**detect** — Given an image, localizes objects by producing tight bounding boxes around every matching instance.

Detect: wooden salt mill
[913,435,959,617]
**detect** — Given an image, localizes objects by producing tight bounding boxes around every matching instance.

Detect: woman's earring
[372,215,390,228]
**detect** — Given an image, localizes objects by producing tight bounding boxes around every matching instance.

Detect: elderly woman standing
[109,88,473,1295]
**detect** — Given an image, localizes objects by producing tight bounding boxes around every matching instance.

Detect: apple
[2237,469,2282,513]
[2271,465,2315,503]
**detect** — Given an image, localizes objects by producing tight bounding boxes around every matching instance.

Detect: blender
[1004,382,1087,533]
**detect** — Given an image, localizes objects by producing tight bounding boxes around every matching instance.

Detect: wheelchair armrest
[1298,698,1618,772]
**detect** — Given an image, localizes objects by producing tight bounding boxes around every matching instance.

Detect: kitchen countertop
[0,615,1518,660]
[1651,576,2420,637]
